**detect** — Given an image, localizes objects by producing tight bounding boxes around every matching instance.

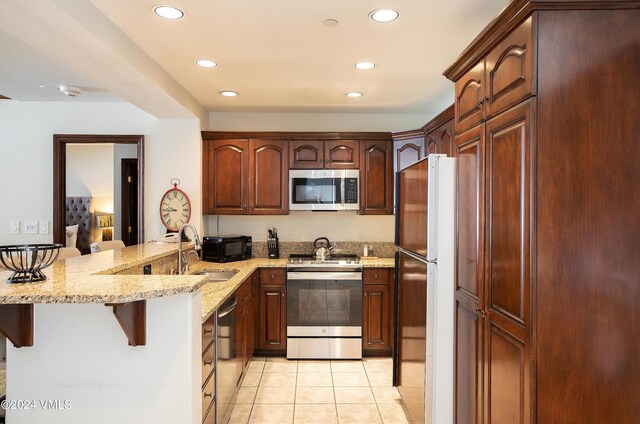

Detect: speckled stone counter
[0,243,208,304]
[193,256,395,323]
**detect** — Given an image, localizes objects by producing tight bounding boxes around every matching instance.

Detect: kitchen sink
[191,270,237,282]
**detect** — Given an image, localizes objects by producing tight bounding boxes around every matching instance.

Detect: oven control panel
[345,178,358,204]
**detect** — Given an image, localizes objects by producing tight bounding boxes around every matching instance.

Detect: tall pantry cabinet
[444,1,640,423]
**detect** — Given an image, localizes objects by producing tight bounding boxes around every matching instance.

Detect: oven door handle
[286,272,362,281]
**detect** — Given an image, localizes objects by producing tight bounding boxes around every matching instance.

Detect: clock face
[160,189,191,231]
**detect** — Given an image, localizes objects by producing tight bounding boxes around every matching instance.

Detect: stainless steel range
[286,254,363,359]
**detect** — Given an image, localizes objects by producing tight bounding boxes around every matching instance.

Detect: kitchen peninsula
[0,243,393,423]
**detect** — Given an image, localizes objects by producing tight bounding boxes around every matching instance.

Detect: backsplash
[252,241,397,258]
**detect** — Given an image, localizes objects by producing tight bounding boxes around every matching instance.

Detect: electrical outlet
[143,265,152,275]
[10,221,20,234]
[24,220,38,234]
[39,221,49,234]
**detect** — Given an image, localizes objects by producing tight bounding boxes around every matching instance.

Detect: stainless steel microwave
[289,169,359,211]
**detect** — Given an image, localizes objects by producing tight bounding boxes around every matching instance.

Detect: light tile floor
[229,357,413,424]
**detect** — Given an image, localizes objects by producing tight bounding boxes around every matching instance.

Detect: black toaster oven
[201,235,252,263]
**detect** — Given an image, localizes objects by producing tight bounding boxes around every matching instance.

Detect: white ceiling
[0,0,509,116]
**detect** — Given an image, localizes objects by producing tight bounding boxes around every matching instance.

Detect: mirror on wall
[53,135,144,254]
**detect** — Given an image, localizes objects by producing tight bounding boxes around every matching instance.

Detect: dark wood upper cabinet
[289,140,324,168]
[202,138,249,214]
[484,16,536,119]
[249,139,289,215]
[455,61,485,134]
[392,130,425,172]
[324,139,359,169]
[423,105,455,157]
[360,139,393,215]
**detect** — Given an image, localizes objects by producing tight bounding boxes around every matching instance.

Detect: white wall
[0,101,203,245]
[204,111,424,242]
[66,143,115,214]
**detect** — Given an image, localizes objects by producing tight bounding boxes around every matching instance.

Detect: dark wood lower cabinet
[257,283,286,353]
[362,268,394,356]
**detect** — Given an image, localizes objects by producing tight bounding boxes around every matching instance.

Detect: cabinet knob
[374,273,379,278]
[364,293,368,297]
[281,292,285,298]
[325,159,329,163]
[204,360,213,366]
[203,328,213,335]
[270,274,275,279]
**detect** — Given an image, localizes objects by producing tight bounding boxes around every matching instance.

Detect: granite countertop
[194,256,395,323]
[0,243,208,304]
[0,242,394,323]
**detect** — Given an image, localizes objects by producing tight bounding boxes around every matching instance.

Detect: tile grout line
[364,364,385,424]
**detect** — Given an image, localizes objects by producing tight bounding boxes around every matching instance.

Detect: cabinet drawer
[484,16,536,118]
[202,342,215,388]
[202,368,216,419]
[260,268,286,285]
[202,315,216,354]
[363,268,390,284]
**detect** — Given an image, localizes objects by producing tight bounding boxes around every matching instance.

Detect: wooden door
[258,285,286,351]
[120,158,138,246]
[202,139,248,214]
[453,124,485,424]
[363,283,390,352]
[483,100,532,424]
[360,139,393,215]
[324,140,359,169]
[249,139,289,215]
[397,252,427,424]
[289,140,324,168]
[455,61,486,134]
[484,17,536,119]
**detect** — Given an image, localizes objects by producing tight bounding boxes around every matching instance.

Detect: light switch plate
[10,221,20,234]
[24,220,38,234]
[39,221,49,234]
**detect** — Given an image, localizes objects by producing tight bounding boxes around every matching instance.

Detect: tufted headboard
[66,197,93,251]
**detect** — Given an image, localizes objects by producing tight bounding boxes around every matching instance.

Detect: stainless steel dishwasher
[216,295,239,424]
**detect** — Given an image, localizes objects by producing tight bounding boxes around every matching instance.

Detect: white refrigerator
[395,154,455,424]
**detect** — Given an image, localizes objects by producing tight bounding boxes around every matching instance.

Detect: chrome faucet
[177,223,201,275]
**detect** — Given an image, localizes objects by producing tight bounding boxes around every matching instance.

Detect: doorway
[53,134,144,251]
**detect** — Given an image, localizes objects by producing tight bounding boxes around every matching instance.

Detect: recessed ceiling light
[196,59,217,68]
[219,91,238,97]
[346,92,363,98]
[355,62,375,70]
[370,9,399,23]
[153,5,184,19]
[323,19,339,27]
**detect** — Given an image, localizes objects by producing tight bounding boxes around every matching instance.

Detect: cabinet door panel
[258,285,286,351]
[363,284,390,350]
[360,140,393,215]
[455,61,485,134]
[394,138,424,172]
[455,293,482,424]
[454,126,485,301]
[439,120,455,157]
[485,321,528,424]
[289,140,324,168]
[249,139,289,215]
[485,17,536,119]
[203,139,248,214]
[325,140,359,169]
[486,100,531,325]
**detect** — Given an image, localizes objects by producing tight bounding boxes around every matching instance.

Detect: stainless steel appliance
[201,235,252,263]
[216,295,240,424]
[395,154,455,424]
[289,169,359,211]
[286,254,363,359]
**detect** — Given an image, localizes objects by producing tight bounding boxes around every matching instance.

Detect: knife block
[267,236,279,259]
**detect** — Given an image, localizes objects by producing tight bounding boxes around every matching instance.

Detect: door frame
[53,134,144,247]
